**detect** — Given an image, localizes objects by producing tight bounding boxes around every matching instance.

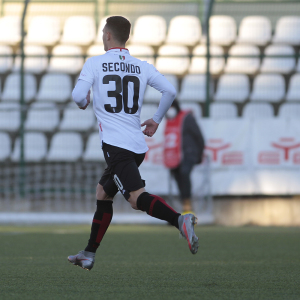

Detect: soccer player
[68,16,199,271]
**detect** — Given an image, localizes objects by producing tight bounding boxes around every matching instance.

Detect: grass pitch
[0,225,299,300]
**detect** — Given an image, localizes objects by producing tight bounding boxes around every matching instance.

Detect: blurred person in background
[163,100,205,214]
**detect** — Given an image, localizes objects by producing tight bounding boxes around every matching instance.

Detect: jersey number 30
[103,75,140,114]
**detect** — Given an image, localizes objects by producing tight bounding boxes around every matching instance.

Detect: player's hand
[79,90,91,110]
[141,118,159,137]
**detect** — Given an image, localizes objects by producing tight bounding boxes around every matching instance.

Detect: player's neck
[106,41,126,51]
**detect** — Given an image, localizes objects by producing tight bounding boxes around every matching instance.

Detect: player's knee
[96,184,113,201]
[128,188,145,210]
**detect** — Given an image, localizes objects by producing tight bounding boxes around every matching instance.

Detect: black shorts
[99,142,146,199]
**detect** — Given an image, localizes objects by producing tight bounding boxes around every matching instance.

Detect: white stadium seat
[47,132,83,162]
[59,104,95,131]
[210,102,238,119]
[0,132,11,161]
[278,103,300,118]
[260,44,295,74]
[144,74,178,103]
[86,45,106,58]
[25,102,59,132]
[177,74,213,102]
[95,17,108,44]
[214,74,249,102]
[250,74,285,102]
[224,45,260,75]
[208,15,236,46]
[236,16,272,46]
[0,45,13,73]
[243,103,274,118]
[272,16,300,45]
[189,45,224,75]
[127,44,154,65]
[131,15,166,46]
[83,132,105,162]
[11,132,47,162]
[140,104,158,122]
[60,16,96,45]
[36,73,72,103]
[48,45,84,74]
[166,15,201,46]
[181,103,202,120]
[0,16,21,45]
[14,45,48,74]
[1,73,36,102]
[25,16,61,46]
[156,45,189,75]
[286,73,300,101]
[0,103,20,131]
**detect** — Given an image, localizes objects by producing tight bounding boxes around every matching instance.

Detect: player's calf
[136,192,180,228]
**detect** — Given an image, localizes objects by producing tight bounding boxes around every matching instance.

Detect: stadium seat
[243,103,274,118]
[208,15,236,46]
[224,45,260,75]
[140,104,158,122]
[11,132,47,162]
[0,103,20,131]
[189,45,224,75]
[0,45,13,73]
[177,74,213,102]
[272,16,300,45]
[14,45,48,74]
[210,102,238,119]
[156,45,189,75]
[260,45,295,74]
[24,102,59,132]
[278,103,300,118]
[131,15,166,46]
[25,16,61,46]
[236,16,272,46]
[59,103,95,131]
[181,102,202,120]
[0,132,11,161]
[1,73,36,102]
[48,45,84,74]
[95,17,107,44]
[144,74,178,103]
[83,132,105,162]
[60,16,96,45]
[36,73,72,103]
[127,44,155,65]
[166,15,201,46]
[214,74,249,102]
[0,16,21,45]
[47,132,83,162]
[250,74,285,102]
[86,44,106,58]
[286,73,300,101]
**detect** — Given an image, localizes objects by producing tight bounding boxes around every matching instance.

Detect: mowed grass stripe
[0,225,299,300]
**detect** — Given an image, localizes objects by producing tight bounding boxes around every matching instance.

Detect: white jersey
[78,48,162,154]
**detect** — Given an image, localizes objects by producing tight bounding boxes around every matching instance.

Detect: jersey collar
[107,47,129,54]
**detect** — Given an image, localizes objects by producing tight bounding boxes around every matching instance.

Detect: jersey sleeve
[78,57,95,85]
[146,63,162,86]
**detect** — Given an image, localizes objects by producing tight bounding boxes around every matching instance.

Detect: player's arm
[72,79,92,109]
[142,75,177,137]
[72,57,95,109]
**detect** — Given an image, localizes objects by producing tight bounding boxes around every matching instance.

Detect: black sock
[136,192,180,228]
[85,200,113,253]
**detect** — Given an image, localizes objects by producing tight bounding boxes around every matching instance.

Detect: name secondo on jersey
[102,62,141,74]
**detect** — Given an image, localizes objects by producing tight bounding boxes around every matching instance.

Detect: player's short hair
[105,16,131,44]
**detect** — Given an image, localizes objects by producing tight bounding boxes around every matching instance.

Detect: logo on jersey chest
[119,55,125,60]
